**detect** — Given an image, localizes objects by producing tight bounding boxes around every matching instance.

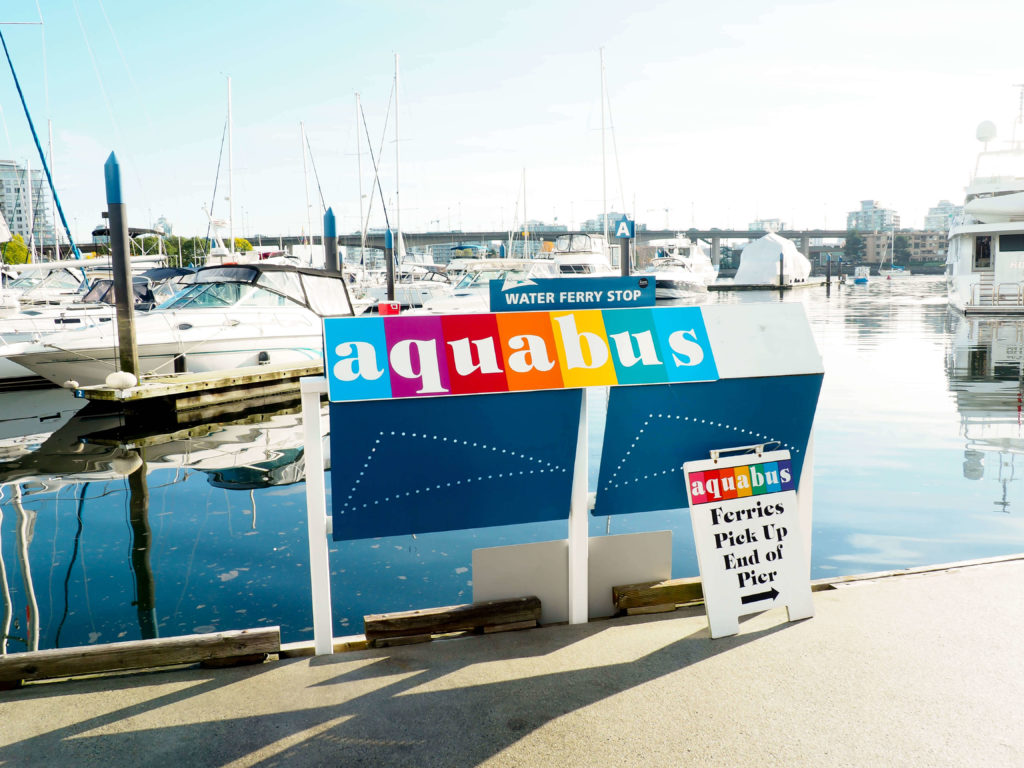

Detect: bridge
[251,228,849,262]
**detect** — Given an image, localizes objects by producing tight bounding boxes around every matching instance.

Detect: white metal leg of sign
[567,388,589,625]
[797,428,815,582]
[301,377,334,655]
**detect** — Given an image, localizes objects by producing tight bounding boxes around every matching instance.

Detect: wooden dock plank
[0,627,280,686]
[364,596,541,642]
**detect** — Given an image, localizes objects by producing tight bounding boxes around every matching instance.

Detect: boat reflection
[946,313,1024,512]
[0,396,329,654]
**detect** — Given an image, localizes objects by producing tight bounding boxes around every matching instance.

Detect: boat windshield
[553,234,594,252]
[456,268,539,289]
[18,269,82,295]
[158,282,289,309]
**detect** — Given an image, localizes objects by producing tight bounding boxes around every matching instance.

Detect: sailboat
[878,228,911,278]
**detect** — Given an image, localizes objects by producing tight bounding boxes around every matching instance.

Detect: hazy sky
[1,0,1023,240]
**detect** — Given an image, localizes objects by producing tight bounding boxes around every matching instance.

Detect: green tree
[129,235,168,258]
[228,237,253,251]
[177,237,210,267]
[843,230,865,262]
[1,234,29,265]
[893,235,912,266]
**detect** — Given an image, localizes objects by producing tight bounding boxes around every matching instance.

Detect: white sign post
[684,448,813,638]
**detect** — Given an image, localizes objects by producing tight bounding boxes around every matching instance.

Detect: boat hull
[7,336,323,388]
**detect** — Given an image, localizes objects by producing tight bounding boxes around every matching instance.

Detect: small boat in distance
[853,266,870,284]
[878,228,911,279]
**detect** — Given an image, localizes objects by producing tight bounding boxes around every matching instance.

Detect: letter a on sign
[615,217,634,239]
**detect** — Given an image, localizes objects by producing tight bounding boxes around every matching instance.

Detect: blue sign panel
[614,217,635,239]
[593,374,823,516]
[489,276,654,312]
[330,389,582,540]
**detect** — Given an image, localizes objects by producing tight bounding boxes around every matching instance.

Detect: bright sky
[1,0,1023,241]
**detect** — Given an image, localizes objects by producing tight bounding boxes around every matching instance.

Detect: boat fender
[106,370,138,389]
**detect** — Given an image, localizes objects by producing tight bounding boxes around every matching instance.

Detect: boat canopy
[191,263,353,316]
[734,233,811,285]
[80,276,153,305]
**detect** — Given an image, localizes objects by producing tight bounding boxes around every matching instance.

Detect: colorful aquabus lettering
[689,459,795,505]
[323,307,719,401]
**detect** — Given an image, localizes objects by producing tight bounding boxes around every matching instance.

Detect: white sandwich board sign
[684,449,813,638]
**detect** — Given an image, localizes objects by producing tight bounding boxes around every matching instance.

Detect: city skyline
[1,1,1022,241]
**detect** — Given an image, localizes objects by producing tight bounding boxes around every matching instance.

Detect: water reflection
[0,395,327,654]
[946,314,1024,513]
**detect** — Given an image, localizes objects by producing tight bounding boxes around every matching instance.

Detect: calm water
[2,275,1022,653]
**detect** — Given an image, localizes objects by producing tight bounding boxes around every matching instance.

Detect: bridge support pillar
[801,235,811,259]
[711,236,721,267]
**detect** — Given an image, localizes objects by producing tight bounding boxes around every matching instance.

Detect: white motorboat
[947,118,1024,314]
[638,256,709,300]
[1,263,354,388]
[412,258,559,314]
[364,265,453,310]
[0,268,194,384]
[0,262,88,311]
[647,236,719,285]
[545,233,618,276]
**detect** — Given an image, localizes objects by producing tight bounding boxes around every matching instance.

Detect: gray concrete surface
[2,559,1023,767]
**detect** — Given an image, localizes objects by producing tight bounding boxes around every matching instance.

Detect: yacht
[0,267,194,384]
[1,263,354,388]
[545,233,618,276]
[947,119,1024,314]
[638,237,717,299]
[647,237,719,284]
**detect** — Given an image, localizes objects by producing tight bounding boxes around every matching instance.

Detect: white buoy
[105,370,138,389]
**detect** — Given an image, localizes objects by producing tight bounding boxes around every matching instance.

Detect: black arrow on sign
[741,587,780,605]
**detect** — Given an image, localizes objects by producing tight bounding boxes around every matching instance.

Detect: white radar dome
[976,120,997,143]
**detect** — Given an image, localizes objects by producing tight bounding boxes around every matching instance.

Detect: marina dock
[2,556,1021,767]
[74,361,323,412]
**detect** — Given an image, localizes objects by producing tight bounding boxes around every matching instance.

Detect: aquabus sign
[323,307,718,402]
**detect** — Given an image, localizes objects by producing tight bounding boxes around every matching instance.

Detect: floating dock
[708,277,828,292]
[73,361,323,412]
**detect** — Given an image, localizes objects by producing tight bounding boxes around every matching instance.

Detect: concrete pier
[1,556,1022,767]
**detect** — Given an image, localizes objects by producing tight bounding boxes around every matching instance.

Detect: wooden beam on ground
[0,627,280,687]
[364,596,540,645]
[613,577,704,611]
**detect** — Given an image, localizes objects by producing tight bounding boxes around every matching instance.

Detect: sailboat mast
[48,119,58,257]
[301,121,313,261]
[25,156,35,263]
[600,47,608,243]
[395,53,401,262]
[523,168,527,256]
[227,76,234,255]
[356,92,366,251]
